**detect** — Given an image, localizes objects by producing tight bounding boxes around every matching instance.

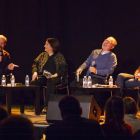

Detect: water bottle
[1,75,6,86]
[11,75,15,87]
[109,76,113,88]
[87,76,92,88]
[83,76,87,88]
[25,75,29,86]
[76,72,79,82]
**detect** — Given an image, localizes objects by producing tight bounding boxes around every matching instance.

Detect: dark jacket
[0,49,11,76]
[32,52,68,85]
[45,115,104,140]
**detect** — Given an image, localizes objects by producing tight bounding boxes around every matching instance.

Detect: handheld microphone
[90,61,97,75]
[91,61,96,67]
[89,61,95,76]
[76,72,79,82]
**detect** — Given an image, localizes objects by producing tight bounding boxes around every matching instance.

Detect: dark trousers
[115,73,140,95]
[30,75,61,107]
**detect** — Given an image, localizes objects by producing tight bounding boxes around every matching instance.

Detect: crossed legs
[116,73,140,95]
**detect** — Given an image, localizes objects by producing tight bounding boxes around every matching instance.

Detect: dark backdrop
[0,0,140,85]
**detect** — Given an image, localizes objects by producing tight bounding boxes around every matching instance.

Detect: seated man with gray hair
[72,36,117,86]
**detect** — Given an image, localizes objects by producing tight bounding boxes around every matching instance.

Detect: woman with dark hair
[31,38,67,113]
[101,96,133,139]
[123,96,140,133]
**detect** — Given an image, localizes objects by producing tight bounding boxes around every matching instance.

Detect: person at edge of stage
[30,38,68,114]
[70,36,117,89]
[116,67,140,96]
[0,35,19,78]
[123,96,140,133]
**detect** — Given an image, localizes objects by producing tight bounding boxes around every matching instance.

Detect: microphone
[91,61,96,67]
[76,72,79,82]
[89,61,96,76]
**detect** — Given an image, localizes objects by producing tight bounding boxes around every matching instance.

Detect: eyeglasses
[104,39,115,46]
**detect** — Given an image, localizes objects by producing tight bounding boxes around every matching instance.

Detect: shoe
[40,107,47,115]
[26,106,34,112]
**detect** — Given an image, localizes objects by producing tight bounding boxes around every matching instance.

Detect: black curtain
[0,0,140,84]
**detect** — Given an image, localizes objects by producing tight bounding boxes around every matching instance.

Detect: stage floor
[3,104,140,125]
[1,104,105,124]
[9,105,47,124]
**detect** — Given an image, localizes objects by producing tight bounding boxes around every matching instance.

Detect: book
[43,70,52,79]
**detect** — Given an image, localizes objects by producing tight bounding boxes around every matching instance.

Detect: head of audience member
[105,96,124,123]
[0,115,35,140]
[0,106,8,122]
[0,35,7,51]
[123,96,138,115]
[102,36,117,52]
[58,95,82,120]
[44,38,60,54]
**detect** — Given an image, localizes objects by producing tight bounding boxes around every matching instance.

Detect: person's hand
[7,63,19,70]
[135,73,140,80]
[76,68,83,75]
[89,67,96,74]
[46,73,58,79]
[32,72,38,80]
[51,73,58,78]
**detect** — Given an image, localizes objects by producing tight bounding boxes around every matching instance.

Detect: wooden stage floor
[3,104,140,125]
[1,104,106,124]
[0,104,106,125]
[8,105,47,124]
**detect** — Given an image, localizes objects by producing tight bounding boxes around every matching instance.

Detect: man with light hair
[71,36,117,85]
[0,35,18,77]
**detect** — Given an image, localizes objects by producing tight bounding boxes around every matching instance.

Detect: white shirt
[101,51,110,55]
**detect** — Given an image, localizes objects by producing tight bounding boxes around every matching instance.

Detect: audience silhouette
[101,96,133,140]
[45,95,104,140]
[0,115,35,140]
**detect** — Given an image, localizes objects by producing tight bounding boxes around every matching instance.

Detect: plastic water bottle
[87,76,92,88]
[25,75,29,86]
[109,76,113,88]
[83,76,87,88]
[11,75,15,87]
[1,75,6,86]
[76,72,79,82]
